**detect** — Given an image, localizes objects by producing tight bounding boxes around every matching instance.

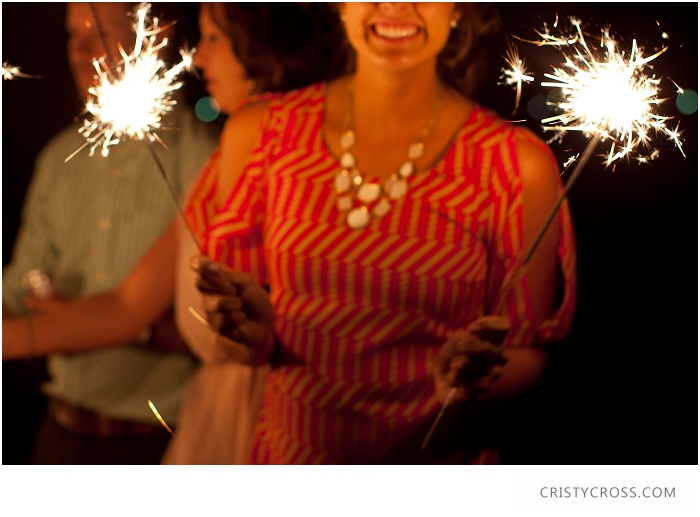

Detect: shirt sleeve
[2,140,61,316]
[485,127,577,347]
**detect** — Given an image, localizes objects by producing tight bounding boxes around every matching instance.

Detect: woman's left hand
[433,315,511,403]
[190,255,276,365]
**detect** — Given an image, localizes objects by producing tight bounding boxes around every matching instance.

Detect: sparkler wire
[421,136,601,451]
[147,142,203,253]
[89,3,118,68]
[420,386,456,450]
[524,136,599,264]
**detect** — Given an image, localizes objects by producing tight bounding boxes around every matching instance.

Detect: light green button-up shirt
[3,105,219,424]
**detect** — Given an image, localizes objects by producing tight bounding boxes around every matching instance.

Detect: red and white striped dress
[187,83,577,464]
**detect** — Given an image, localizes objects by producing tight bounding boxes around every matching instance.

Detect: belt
[48,398,171,438]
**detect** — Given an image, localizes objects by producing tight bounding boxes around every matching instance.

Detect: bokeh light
[195,96,220,123]
[676,89,698,115]
[527,94,550,121]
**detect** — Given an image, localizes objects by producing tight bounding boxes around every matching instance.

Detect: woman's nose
[377,3,414,16]
[192,42,205,67]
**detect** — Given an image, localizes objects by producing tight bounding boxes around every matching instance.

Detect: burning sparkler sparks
[500,41,534,115]
[535,17,684,166]
[65,2,194,162]
[1,62,39,80]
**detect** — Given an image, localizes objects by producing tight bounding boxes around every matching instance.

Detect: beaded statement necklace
[334,81,444,230]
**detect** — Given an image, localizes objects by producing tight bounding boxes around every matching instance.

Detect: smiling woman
[188,1,577,464]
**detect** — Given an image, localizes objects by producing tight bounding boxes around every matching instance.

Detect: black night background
[2,2,697,466]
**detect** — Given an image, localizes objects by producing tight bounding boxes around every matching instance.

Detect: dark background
[2,3,697,465]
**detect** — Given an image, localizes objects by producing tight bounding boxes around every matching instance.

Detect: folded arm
[2,221,179,360]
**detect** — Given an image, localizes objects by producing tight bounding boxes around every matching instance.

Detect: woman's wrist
[2,317,34,361]
[25,316,36,359]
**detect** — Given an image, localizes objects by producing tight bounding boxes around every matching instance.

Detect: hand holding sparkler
[190,255,276,366]
[422,319,510,450]
[433,316,511,403]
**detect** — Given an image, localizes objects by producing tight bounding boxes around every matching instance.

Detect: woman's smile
[370,21,422,41]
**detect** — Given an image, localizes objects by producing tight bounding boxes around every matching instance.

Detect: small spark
[499,41,534,115]
[66,2,193,161]
[563,154,579,170]
[668,78,684,95]
[1,62,39,80]
[148,400,175,435]
[664,122,686,157]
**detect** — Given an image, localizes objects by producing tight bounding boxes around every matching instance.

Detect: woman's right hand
[190,255,275,365]
[433,315,510,403]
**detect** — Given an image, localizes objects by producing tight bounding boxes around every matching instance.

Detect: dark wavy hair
[206,2,351,94]
[438,3,501,98]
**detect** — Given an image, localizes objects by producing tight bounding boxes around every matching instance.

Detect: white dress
[161,218,269,465]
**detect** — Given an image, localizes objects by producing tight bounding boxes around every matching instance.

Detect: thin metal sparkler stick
[420,385,456,450]
[146,141,203,253]
[421,133,602,451]
[89,3,118,68]
[491,132,601,316]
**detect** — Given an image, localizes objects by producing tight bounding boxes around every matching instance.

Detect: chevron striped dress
[186,83,577,464]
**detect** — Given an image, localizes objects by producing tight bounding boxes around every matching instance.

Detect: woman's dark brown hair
[438,3,501,98]
[206,2,351,94]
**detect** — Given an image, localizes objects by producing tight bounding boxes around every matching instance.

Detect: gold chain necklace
[334,81,443,230]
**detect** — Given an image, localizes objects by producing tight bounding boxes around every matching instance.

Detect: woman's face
[340,2,459,72]
[193,5,253,114]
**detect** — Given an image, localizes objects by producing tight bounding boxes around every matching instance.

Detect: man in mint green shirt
[2,2,218,464]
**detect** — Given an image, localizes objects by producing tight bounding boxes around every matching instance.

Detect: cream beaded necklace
[334,81,443,230]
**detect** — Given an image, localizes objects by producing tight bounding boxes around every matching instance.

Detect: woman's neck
[349,60,443,141]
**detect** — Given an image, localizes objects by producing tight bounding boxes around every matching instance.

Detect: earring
[450,19,458,29]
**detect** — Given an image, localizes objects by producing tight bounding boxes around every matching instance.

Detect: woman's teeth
[373,24,419,39]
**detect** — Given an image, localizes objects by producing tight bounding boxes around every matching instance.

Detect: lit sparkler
[537,17,683,166]
[499,41,534,115]
[65,2,203,253]
[515,16,687,264]
[423,17,688,451]
[65,2,193,162]
[2,62,39,80]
